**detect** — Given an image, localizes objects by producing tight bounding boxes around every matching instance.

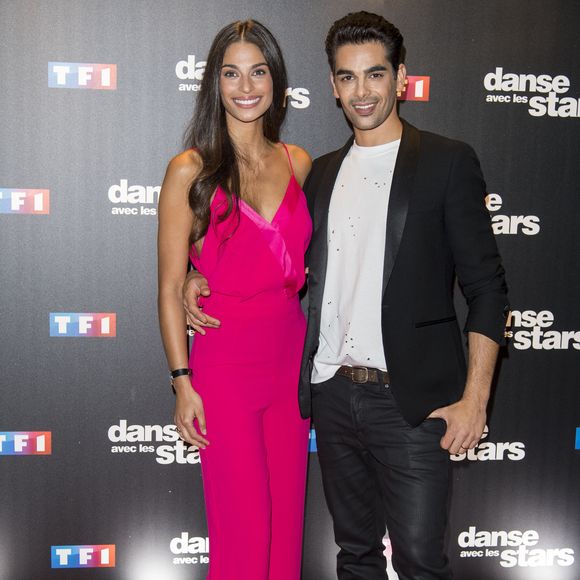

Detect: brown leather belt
[336,365,390,385]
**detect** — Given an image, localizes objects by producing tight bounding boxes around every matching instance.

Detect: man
[185,12,508,580]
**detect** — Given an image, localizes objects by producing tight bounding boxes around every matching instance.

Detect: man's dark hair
[325,11,404,77]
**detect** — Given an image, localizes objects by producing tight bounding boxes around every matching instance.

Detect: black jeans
[311,373,452,580]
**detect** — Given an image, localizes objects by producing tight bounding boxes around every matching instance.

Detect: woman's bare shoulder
[166,149,203,184]
[284,144,312,186]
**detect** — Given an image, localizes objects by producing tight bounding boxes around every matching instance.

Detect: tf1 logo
[48,62,117,90]
[0,432,51,455]
[50,313,116,337]
[398,76,431,102]
[0,189,50,214]
[51,545,116,568]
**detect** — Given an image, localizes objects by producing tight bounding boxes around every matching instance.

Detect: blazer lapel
[308,138,353,310]
[313,138,353,231]
[382,120,420,295]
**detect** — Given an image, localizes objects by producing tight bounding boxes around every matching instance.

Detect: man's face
[330,42,406,134]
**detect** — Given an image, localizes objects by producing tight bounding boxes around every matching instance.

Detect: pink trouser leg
[264,393,310,580]
[200,408,271,580]
[198,375,308,580]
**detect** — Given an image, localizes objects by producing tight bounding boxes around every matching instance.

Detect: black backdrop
[1,1,579,579]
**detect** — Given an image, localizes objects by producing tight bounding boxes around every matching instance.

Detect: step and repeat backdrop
[1,1,579,579]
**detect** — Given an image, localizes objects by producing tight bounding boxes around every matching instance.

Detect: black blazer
[299,120,509,427]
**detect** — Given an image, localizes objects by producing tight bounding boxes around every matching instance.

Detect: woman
[157,19,312,580]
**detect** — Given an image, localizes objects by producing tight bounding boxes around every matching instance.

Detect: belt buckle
[351,366,369,384]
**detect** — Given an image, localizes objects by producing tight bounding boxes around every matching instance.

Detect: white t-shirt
[312,139,401,383]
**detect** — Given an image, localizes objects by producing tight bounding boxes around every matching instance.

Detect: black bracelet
[170,368,192,379]
[169,368,192,395]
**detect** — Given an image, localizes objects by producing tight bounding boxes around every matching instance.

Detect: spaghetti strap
[281,142,294,176]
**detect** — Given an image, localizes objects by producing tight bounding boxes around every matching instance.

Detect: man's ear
[396,63,407,96]
[330,71,339,100]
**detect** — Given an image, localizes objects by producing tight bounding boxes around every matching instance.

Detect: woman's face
[219,41,274,127]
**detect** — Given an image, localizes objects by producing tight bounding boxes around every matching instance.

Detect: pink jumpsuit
[189,146,311,580]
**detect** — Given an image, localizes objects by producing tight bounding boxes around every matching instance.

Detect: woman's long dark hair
[184,20,288,242]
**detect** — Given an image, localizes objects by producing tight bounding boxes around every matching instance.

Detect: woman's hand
[173,376,209,449]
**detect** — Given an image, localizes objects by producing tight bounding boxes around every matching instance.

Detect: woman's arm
[157,150,209,448]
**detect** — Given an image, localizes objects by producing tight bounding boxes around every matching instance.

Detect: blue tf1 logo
[309,429,317,452]
[575,428,580,450]
[48,62,117,90]
[49,313,116,337]
[51,545,115,568]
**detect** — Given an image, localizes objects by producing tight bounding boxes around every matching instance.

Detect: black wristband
[169,368,192,395]
[170,368,192,379]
